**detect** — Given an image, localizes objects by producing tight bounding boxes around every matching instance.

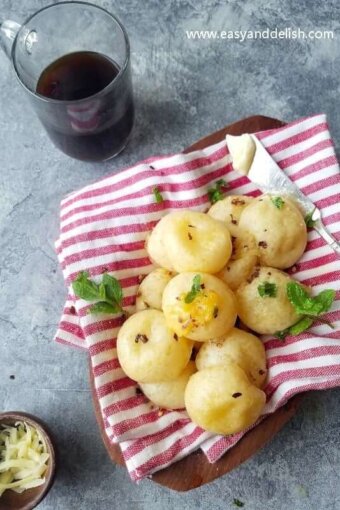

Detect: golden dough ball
[139,361,196,410]
[208,195,254,237]
[238,194,307,269]
[145,218,175,271]
[218,231,258,290]
[236,266,300,335]
[136,268,174,311]
[162,272,237,341]
[195,327,267,388]
[184,364,266,435]
[159,210,232,273]
[117,309,193,383]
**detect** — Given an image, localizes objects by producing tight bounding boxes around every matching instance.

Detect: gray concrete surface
[1,1,339,509]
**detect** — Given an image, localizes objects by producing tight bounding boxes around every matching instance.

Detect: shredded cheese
[0,421,49,496]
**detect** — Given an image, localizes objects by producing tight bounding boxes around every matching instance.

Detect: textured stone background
[0,1,339,509]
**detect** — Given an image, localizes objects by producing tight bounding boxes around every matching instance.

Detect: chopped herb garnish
[153,186,164,203]
[184,274,202,303]
[258,281,277,298]
[233,499,245,508]
[72,271,123,315]
[304,208,317,228]
[271,196,285,209]
[276,282,336,339]
[208,179,228,204]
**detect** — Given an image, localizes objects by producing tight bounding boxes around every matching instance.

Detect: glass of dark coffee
[0,2,134,161]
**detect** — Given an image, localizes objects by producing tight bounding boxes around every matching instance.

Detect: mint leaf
[271,196,285,209]
[208,179,228,204]
[72,271,124,316]
[275,329,289,341]
[153,186,163,204]
[277,283,336,339]
[286,282,314,315]
[185,274,202,303]
[287,282,335,317]
[99,282,107,301]
[233,499,245,508]
[289,317,314,335]
[102,273,123,308]
[304,208,317,228]
[88,302,119,315]
[258,282,277,298]
[72,271,100,301]
[312,289,336,314]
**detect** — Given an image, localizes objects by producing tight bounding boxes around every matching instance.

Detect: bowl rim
[0,411,56,510]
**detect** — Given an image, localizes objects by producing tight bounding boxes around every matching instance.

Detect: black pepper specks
[213,306,219,318]
[135,334,149,344]
[174,333,179,341]
[231,198,245,206]
[230,213,238,225]
[247,266,260,283]
[232,392,242,398]
[188,232,193,240]
[258,241,268,248]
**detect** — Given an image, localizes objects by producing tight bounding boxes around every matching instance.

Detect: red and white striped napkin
[55,114,340,482]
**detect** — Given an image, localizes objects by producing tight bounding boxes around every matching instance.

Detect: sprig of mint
[72,271,124,315]
[208,179,228,204]
[258,281,277,298]
[287,282,335,316]
[304,208,317,228]
[271,196,285,209]
[275,282,335,340]
[184,274,202,304]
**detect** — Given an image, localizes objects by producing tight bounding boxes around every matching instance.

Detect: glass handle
[0,20,21,59]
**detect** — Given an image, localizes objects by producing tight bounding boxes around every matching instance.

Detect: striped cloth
[55,114,340,482]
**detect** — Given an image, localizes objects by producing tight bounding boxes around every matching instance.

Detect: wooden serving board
[90,115,303,491]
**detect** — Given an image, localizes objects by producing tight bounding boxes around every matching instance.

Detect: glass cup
[0,2,134,161]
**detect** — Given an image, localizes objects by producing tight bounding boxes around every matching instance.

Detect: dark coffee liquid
[36,51,134,161]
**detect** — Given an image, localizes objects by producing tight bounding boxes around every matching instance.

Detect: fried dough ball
[208,195,254,236]
[184,364,266,435]
[236,266,300,335]
[195,328,267,388]
[136,268,174,311]
[139,361,196,410]
[238,195,307,269]
[145,219,175,271]
[117,310,193,383]
[162,272,237,341]
[147,211,232,274]
[218,231,258,290]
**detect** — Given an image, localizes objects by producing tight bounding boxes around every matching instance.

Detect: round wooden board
[89,115,303,491]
